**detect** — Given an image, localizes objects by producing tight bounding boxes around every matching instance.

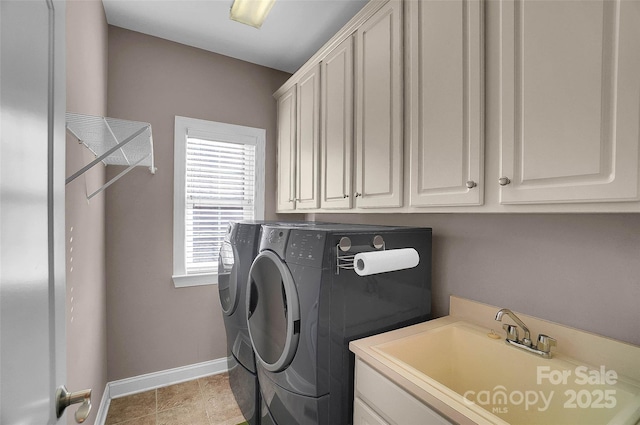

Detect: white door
[1,1,71,424]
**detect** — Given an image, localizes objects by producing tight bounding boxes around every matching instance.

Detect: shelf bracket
[86,153,152,200]
[66,125,149,184]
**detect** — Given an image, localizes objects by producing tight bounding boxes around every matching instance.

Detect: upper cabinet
[274,0,640,213]
[296,64,321,209]
[498,0,640,204]
[276,65,321,212]
[406,0,484,207]
[321,36,354,209]
[277,0,402,213]
[276,85,296,212]
[354,0,404,208]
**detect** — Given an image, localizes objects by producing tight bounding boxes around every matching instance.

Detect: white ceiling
[102,0,369,74]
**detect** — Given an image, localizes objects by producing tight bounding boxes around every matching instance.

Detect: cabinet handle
[498,177,511,186]
[343,194,349,198]
[466,180,477,189]
[354,192,361,198]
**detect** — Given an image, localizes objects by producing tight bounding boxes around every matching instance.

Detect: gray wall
[65,1,108,423]
[309,213,640,346]
[105,26,291,381]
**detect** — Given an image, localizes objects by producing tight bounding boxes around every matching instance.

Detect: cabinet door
[355,360,455,425]
[321,36,354,209]
[499,0,640,204]
[355,0,403,208]
[353,398,389,425]
[276,85,297,211]
[296,64,321,209]
[407,0,484,206]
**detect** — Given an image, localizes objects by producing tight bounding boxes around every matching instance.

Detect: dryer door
[247,250,300,372]
[218,240,239,316]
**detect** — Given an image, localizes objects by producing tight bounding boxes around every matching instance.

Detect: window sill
[172,273,217,288]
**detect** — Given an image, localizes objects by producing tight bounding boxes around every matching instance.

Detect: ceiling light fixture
[229,0,276,29]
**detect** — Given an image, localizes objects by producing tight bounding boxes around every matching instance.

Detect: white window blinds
[185,137,256,274]
[173,116,265,287]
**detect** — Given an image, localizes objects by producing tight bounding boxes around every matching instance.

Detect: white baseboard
[108,357,231,398]
[95,357,232,425]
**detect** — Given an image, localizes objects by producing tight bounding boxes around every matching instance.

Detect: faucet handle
[502,324,519,342]
[536,334,557,353]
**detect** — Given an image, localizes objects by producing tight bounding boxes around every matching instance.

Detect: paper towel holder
[336,235,386,275]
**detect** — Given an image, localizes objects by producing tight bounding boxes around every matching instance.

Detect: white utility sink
[372,321,640,425]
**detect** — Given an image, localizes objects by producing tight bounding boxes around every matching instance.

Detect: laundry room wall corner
[66,1,109,424]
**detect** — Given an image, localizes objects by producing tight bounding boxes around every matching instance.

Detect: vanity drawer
[354,398,389,425]
[354,359,454,425]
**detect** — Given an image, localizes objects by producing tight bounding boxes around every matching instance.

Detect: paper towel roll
[353,248,419,276]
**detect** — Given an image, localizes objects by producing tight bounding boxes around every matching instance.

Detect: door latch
[55,385,92,423]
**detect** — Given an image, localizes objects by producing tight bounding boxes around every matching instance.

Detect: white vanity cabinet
[497,0,640,205]
[406,0,484,207]
[354,359,454,425]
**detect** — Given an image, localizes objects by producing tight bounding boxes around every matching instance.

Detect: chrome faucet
[495,308,556,359]
[495,308,532,347]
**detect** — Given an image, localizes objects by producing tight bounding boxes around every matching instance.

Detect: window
[173,116,265,287]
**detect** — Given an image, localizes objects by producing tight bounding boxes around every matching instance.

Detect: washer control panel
[259,225,290,259]
[286,230,326,268]
[235,223,255,245]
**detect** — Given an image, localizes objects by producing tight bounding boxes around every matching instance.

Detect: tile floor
[105,373,246,425]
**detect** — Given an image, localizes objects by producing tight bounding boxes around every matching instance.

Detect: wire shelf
[65,112,156,199]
